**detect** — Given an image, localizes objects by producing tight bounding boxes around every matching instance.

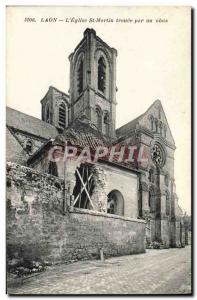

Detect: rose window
[151,143,165,167]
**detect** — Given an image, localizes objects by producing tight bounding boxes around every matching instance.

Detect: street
[8,245,192,295]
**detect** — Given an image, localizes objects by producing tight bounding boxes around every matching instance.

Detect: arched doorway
[107,190,124,216]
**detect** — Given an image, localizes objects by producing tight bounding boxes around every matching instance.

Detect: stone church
[6,28,186,264]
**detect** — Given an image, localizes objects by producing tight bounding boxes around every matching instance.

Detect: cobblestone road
[8,245,192,295]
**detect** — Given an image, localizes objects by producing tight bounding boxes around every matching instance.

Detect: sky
[6,6,191,214]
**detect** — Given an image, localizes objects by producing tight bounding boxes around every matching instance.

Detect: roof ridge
[6,106,56,129]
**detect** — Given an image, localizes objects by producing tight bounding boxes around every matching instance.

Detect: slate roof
[6,106,58,140]
[27,115,140,174]
[27,115,109,165]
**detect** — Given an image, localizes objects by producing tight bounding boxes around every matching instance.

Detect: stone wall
[7,162,146,265]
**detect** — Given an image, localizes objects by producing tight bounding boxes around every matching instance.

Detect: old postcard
[6,6,192,295]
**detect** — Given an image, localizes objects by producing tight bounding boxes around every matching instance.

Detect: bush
[152,241,161,249]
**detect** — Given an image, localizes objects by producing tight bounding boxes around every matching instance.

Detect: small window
[7,179,11,188]
[155,119,158,133]
[49,161,58,177]
[164,125,167,138]
[77,60,83,95]
[26,140,33,153]
[107,197,116,214]
[103,113,109,136]
[158,108,161,119]
[55,182,61,190]
[58,103,66,128]
[159,122,163,136]
[107,190,124,216]
[98,56,106,93]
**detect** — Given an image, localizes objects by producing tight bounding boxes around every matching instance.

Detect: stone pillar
[91,165,107,212]
[154,168,162,242]
[139,182,149,218]
[139,181,151,247]
[64,159,79,208]
[180,219,185,247]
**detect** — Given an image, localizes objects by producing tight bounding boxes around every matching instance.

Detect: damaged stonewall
[6,28,188,279]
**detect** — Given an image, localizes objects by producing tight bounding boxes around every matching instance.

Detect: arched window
[103,112,109,136]
[25,140,33,153]
[95,107,102,131]
[107,190,124,216]
[150,115,154,131]
[166,191,170,216]
[77,59,83,94]
[159,122,163,136]
[48,161,58,177]
[149,168,154,183]
[98,56,106,93]
[58,103,66,128]
[54,182,61,190]
[155,119,158,133]
[164,125,167,138]
[107,196,116,214]
[45,102,50,123]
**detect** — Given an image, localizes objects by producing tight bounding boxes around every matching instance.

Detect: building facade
[6,29,186,264]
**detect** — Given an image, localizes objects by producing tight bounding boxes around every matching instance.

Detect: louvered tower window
[77,60,83,94]
[45,103,50,123]
[58,103,66,128]
[98,57,106,93]
[26,140,33,153]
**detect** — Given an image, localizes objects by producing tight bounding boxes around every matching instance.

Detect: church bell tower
[69,28,117,139]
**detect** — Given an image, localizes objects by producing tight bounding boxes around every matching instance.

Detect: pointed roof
[116,99,175,146]
[145,99,175,145]
[6,106,58,140]
[40,86,70,106]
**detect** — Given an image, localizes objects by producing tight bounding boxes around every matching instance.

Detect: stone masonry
[7,162,146,265]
